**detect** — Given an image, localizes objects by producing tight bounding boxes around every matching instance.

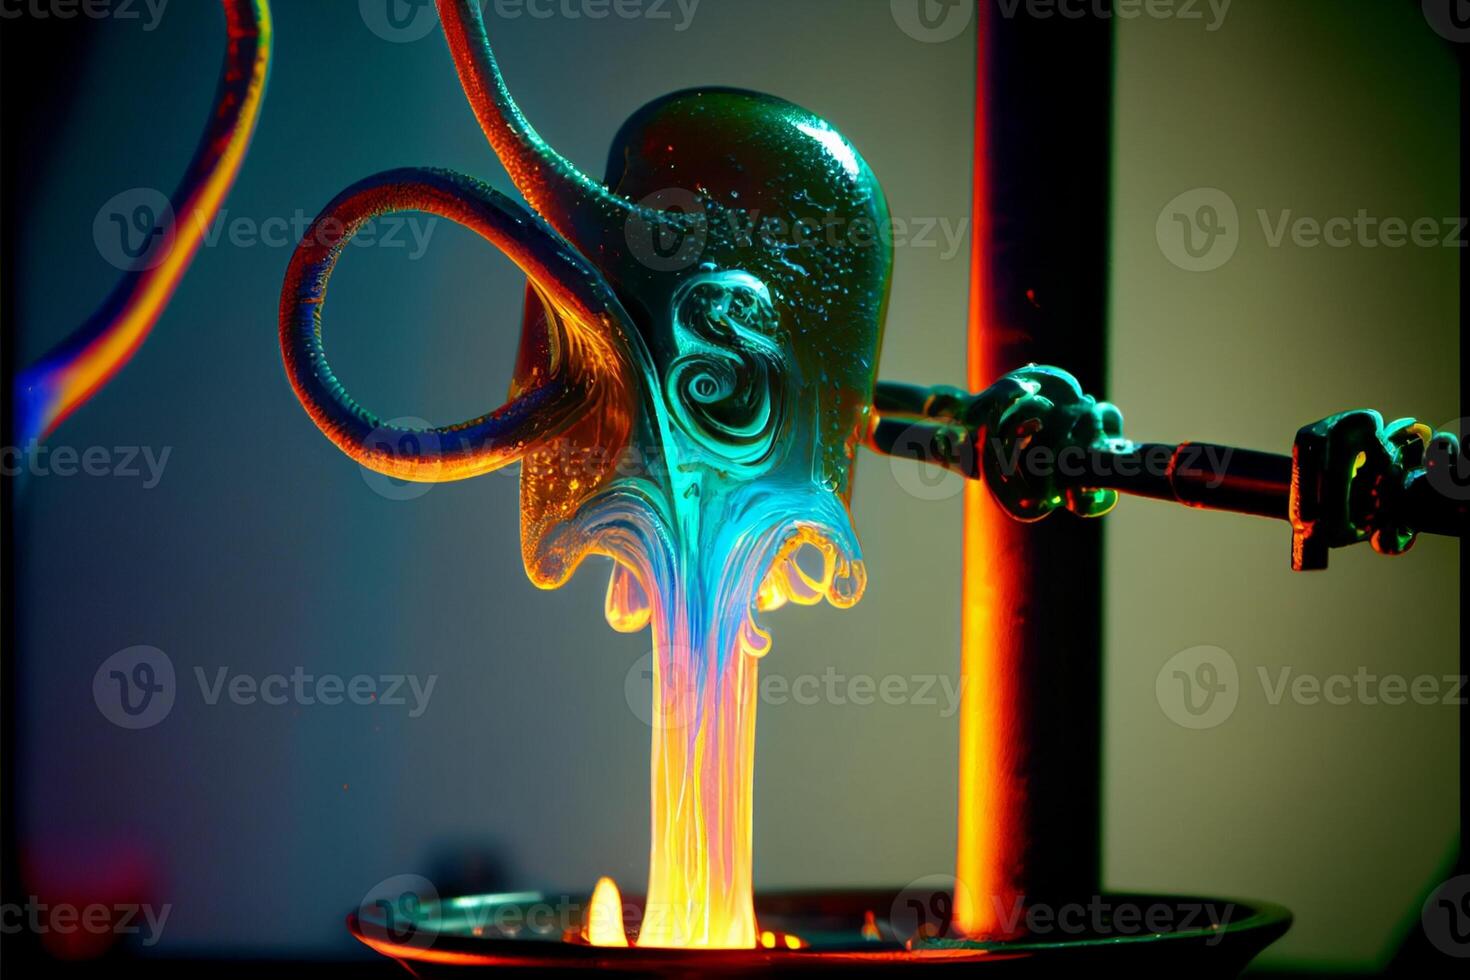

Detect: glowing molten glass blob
[283,2,888,952]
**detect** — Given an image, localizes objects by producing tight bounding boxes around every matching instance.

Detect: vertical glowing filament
[581,495,863,949]
[955,7,1022,938]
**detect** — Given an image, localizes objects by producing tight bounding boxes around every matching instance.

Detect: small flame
[584,877,628,947]
[584,876,808,952]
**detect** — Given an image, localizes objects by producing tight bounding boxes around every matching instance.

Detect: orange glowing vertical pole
[954,2,1016,938]
[954,2,1112,938]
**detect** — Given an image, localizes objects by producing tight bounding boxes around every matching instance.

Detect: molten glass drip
[560,483,864,949]
[509,269,871,948]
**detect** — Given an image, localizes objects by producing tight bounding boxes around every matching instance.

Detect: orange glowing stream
[585,522,862,949]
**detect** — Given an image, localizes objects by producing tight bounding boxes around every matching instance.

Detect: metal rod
[1093,442,1291,519]
[951,0,1112,940]
[870,403,1466,540]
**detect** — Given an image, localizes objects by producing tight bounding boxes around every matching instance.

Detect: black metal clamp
[867,369,1466,570]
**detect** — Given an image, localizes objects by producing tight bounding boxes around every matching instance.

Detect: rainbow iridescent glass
[280,0,891,948]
